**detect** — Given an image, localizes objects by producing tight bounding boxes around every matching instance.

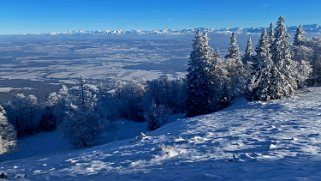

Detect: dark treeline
[0,76,186,150]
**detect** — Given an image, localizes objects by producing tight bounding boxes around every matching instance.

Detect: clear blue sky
[0,0,320,34]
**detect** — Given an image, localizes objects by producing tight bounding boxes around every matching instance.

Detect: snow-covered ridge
[23,24,321,36]
[1,87,321,180]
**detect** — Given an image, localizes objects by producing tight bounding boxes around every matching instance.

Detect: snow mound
[1,87,321,180]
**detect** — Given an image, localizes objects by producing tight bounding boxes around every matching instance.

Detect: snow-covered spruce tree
[251,29,274,101]
[295,59,312,88]
[268,23,275,45]
[293,25,305,46]
[243,35,254,67]
[225,32,250,98]
[0,105,16,154]
[310,38,321,85]
[225,32,241,60]
[243,34,257,79]
[292,25,311,62]
[291,26,313,88]
[186,31,215,117]
[61,78,103,147]
[270,17,298,99]
[210,48,230,110]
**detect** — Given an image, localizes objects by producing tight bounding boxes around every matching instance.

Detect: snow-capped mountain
[39,24,321,36]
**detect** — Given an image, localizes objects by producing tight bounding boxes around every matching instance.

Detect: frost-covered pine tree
[291,26,312,88]
[310,38,321,85]
[186,31,215,117]
[293,25,305,46]
[270,17,297,99]
[295,59,312,88]
[225,32,249,97]
[268,23,275,45]
[243,35,254,64]
[0,105,16,154]
[62,78,103,147]
[243,34,255,73]
[210,48,230,110]
[292,25,309,62]
[251,29,274,101]
[225,32,241,60]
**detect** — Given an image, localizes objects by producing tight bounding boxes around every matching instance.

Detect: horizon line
[0,24,319,36]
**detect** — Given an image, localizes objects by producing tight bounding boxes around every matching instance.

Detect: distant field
[0,32,316,100]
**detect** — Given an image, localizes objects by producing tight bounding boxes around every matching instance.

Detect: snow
[0,120,148,162]
[1,88,321,180]
[0,87,13,93]
[0,131,71,161]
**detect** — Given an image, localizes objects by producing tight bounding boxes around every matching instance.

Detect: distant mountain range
[26,24,321,36]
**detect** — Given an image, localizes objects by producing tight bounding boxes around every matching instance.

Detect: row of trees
[0,76,186,150]
[186,17,318,117]
[1,17,321,152]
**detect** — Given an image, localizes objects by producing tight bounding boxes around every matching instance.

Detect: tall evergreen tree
[292,25,312,88]
[251,29,274,100]
[270,16,297,99]
[225,32,249,97]
[210,48,230,110]
[310,38,321,85]
[243,35,254,65]
[268,23,275,45]
[225,32,241,60]
[186,31,215,117]
[293,25,305,46]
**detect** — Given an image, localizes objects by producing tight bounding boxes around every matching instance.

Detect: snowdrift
[1,88,321,180]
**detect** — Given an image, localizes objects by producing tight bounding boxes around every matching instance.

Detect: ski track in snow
[1,88,321,180]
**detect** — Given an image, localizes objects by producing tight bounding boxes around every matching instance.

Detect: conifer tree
[292,25,312,88]
[225,32,249,97]
[243,35,255,71]
[270,17,297,99]
[268,23,275,44]
[210,48,229,110]
[251,29,274,100]
[225,32,241,60]
[293,25,305,46]
[186,31,215,117]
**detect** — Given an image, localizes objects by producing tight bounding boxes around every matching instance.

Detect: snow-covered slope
[1,88,321,180]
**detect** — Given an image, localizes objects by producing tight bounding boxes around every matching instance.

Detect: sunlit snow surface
[1,88,321,180]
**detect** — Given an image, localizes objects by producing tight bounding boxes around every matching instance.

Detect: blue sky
[0,0,320,34]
